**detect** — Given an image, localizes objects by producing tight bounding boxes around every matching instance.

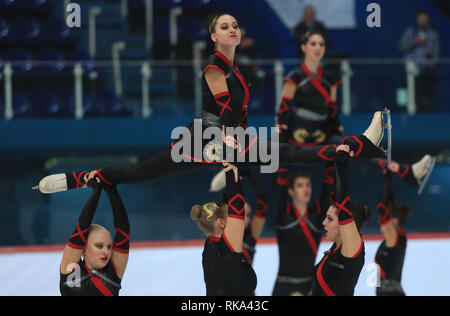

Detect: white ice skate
[413,155,436,195]
[33,174,68,194]
[209,169,226,192]
[363,111,385,147]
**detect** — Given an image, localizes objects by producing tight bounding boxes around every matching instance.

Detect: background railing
[2,58,450,120]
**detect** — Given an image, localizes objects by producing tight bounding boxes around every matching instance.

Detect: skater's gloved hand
[87,177,102,190]
[387,161,400,173]
[222,126,238,150]
[275,115,288,134]
[223,161,239,183]
[335,145,353,166]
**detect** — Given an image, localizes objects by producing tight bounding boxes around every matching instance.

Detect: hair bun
[191,205,203,221]
[363,205,372,222]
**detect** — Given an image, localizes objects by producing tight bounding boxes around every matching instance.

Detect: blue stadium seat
[0,0,15,8]
[4,50,33,73]
[12,0,51,9]
[177,0,213,10]
[32,91,67,117]
[10,18,40,41]
[65,94,97,117]
[179,17,208,41]
[154,18,170,42]
[102,92,133,116]
[36,49,65,73]
[0,18,10,40]
[40,17,71,41]
[66,50,95,73]
[12,92,32,118]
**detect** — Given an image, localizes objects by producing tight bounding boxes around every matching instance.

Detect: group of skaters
[36,14,435,296]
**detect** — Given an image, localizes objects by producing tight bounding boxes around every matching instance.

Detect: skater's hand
[222,126,238,150]
[223,161,239,183]
[87,174,102,190]
[335,145,354,166]
[275,116,288,133]
[336,144,354,157]
[387,161,400,173]
[81,171,98,188]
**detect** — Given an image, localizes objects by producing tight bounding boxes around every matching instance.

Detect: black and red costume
[60,181,130,296]
[312,152,365,296]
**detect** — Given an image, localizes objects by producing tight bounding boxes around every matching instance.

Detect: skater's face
[323,206,340,242]
[301,34,325,63]
[84,229,113,270]
[210,15,241,49]
[288,177,312,205]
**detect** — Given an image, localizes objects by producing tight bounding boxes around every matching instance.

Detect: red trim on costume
[286,203,291,215]
[378,159,388,171]
[228,194,246,218]
[67,241,84,250]
[277,177,289,186]
[96,169,113,186]
[215,51,233,68]
[301,63,330,105]
[316,199,322,214]
[70,222,90,245]
[323,166,335,185]
[84,263,114,296]
[278,97,292,115]
[243,247,251,261]
[222,233,236,253]
[73,171,88,189]
[316,254,337,296]
[214,51,250,109]
[353,240,364,259]
[398,165,410,179]
[331,79,343,87]
[214,91,230,99]
[239,136,259,158]
[255,199,268,218]
[203,65,226,75]
[317,144,337,161]
[327,100,338,118]
[283,77,298,86]
[375,260,386,280]
[207,236,221,244]
[240,110,248,129]
[351,136,364,157]
[336,196,353,225]
[214,94,232,118]
[299,220,318,256]
[377,202,390,224]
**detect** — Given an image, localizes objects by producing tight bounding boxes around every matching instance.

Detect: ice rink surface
[1,238,449,296]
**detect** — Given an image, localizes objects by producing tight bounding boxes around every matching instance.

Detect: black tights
[92,133,380,186]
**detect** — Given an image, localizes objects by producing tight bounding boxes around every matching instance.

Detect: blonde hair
[86,224,110,241]
[191,202,227,236]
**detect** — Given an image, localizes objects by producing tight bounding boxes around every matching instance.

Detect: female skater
[37,14,385,194]
[210,168,268,265]
[275,30,342,147]
[374,162,414,296]
[312,145,372,296]
[59,173,130,296]
[191,162,257,296]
